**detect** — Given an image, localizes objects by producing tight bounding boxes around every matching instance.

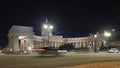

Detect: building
[8,18,105,52]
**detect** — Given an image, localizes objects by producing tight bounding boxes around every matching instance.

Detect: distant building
[8,18,105,52]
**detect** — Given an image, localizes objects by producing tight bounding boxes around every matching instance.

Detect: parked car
[108,48,119,53]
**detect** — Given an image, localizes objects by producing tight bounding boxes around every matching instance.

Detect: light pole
[104,31,111,47]
[43,23,53,47]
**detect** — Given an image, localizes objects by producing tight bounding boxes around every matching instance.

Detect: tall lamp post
[104,31,111,47]
[43,23,53,47]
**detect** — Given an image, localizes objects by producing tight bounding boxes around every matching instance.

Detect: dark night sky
[0,0,120,47]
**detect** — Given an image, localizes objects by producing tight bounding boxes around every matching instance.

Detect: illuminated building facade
[8,18,104,52]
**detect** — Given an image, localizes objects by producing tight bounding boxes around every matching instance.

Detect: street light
[104,31,111,39]
[50,25,53,29]
[43,24,53,31]
[43,24,48,29]
[43,24,53,29]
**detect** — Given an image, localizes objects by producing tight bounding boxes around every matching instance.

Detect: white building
[8,18,104,52]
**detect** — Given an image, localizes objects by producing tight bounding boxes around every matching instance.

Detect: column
[9,36,13,49]
[28,36,33,50]
[94,41,97,52]
[13,36,19,52]
[83,41,86,48]
[85,41,87,48]
[86,41,88,48]
[81,42,83,48]
[89,41,92,50]
[79,42,81,48]
[54,42,56,48]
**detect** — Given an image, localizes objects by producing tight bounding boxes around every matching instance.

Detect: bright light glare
[104,31,111,37]
[43,24,48,28]
[94,35,97,38]
[50,25,53,29]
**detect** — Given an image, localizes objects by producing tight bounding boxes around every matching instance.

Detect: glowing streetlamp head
[104,31,111,37]
[43,24,48,29]
[41,17,54,36]
[94,34,97,38]
[50,25,53,29]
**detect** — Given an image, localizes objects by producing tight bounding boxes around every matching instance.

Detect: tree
[59,43,75,51]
